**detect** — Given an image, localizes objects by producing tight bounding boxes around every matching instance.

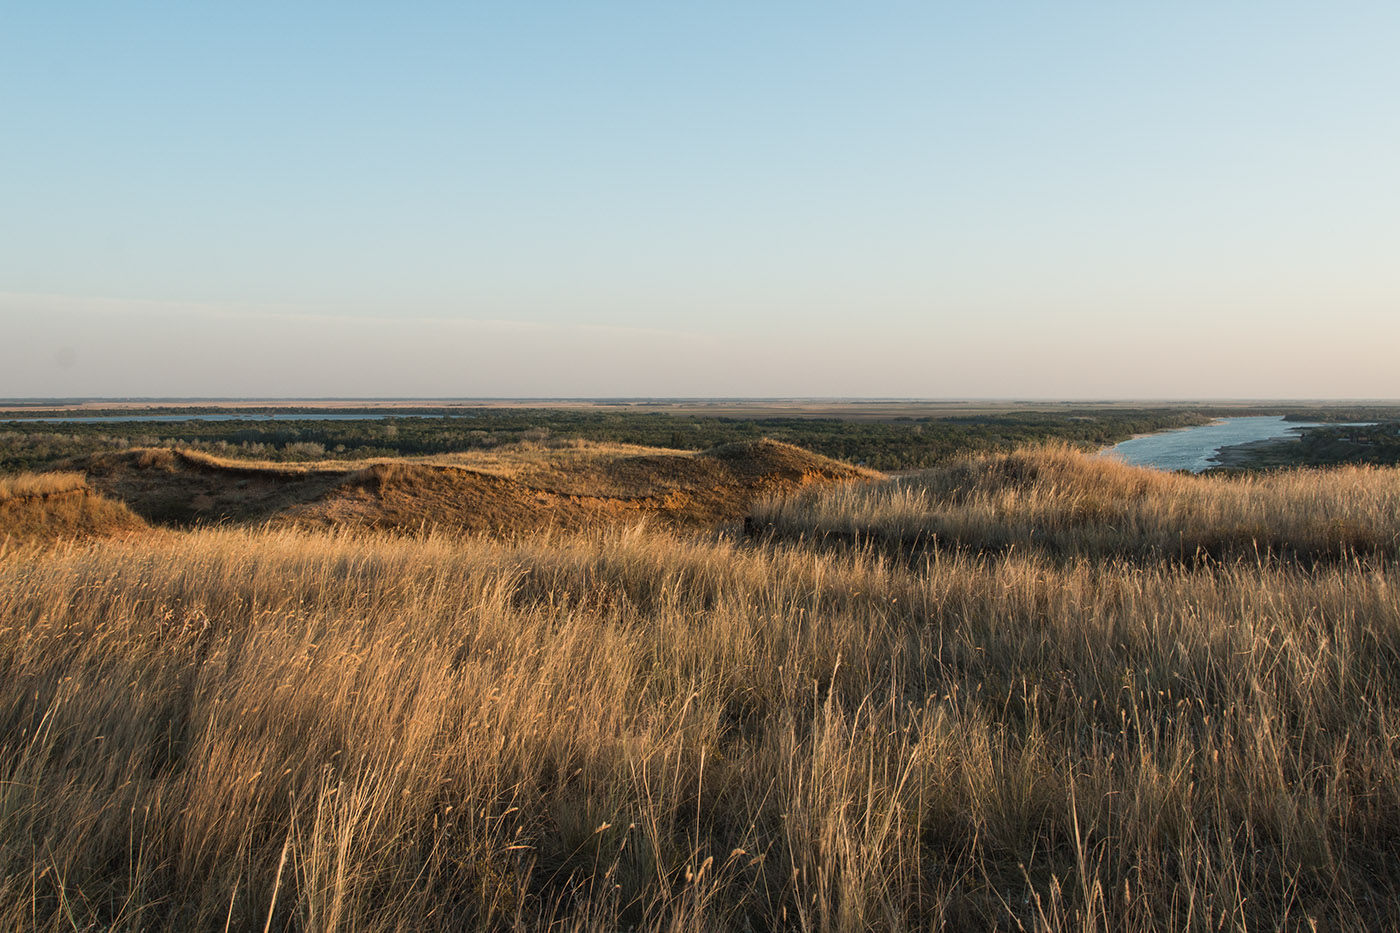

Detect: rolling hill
[73,440,878,535]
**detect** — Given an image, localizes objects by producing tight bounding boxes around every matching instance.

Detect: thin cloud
[0,292,712,342]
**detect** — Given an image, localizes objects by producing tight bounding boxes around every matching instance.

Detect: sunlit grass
[0,471,88,500]
[3,447,1400,929]
[753,442,1400,561]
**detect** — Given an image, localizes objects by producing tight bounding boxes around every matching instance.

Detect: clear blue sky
[4,3,1398,398]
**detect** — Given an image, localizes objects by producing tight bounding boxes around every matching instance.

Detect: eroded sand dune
[72,440,878,534]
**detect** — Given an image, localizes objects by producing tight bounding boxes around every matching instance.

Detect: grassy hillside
[2,447,1400,929]
[74,440,875,534]
[0,471,146,546]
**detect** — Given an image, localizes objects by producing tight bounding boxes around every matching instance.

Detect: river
[1106,416,1337,472]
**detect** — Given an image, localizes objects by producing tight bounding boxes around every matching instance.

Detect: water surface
[1107,416,1326,472]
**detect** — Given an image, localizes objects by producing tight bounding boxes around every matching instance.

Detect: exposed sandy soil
[81,448,348,526]
[74,440,879,535]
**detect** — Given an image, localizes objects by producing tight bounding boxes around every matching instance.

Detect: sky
[3,3,1398,399]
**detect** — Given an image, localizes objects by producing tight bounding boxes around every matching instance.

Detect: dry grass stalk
[0,471,88,501]
[752,442,1400,562]
[1,446,1398,929]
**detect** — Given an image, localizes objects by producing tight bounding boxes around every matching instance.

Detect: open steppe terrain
[3,443,1400,930]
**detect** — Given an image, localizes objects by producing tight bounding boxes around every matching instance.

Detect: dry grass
[753,443,1400,562]
[0,472,146,546]
[174,440,693,480]
[419,439,690,480]
[3,448,1400,929]
[176,439,873,497]
[79,440,874,534]
[171,448,356,476]
[0,472,88,501]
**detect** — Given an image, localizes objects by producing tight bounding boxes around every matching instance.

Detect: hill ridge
[72,439,878,534]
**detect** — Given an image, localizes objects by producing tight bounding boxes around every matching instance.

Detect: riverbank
[1206,436,1300,469]
[1097,420,1223,457]
[1105,416,1311,473]
[1211,421,1400,470]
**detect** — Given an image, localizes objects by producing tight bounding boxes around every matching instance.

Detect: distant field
[6,396,1400,419]
[3,444,1400,930]
[8,402,1400,479]
[0,403,1229,474]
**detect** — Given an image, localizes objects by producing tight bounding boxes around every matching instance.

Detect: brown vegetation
[0,471,146,545]
[3,446,1400,929]
[0,471,90,500]
[77,439,875,534]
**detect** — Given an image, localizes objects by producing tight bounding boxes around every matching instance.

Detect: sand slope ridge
[73,439,879,534]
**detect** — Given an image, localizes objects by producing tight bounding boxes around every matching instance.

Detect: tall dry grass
[3,516,1400,930]
[0,472,145,545]
[752,444,1400,562]
[0,471,87,500]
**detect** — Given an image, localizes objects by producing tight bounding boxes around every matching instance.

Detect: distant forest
[0,407,1216,473]
[1259,421,1400,468]
[4,405,1399,474]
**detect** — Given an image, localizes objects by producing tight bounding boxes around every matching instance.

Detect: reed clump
[2,447,1400,929]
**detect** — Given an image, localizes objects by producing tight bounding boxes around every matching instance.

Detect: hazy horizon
[5,4,1398,398]
[6,396,1400,409]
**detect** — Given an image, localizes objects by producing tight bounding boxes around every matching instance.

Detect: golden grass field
[753,443,1400,563]
[2,444,1400,930]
